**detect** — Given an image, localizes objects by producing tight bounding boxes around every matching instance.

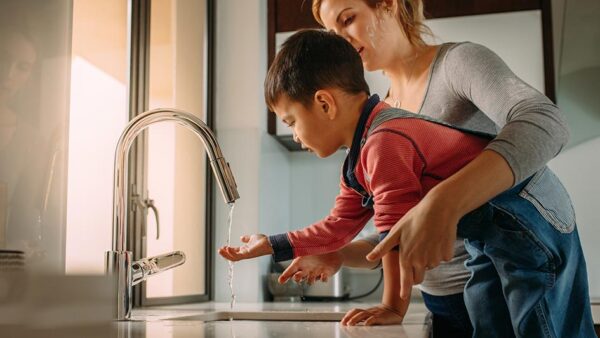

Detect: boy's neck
[343,94,371,148]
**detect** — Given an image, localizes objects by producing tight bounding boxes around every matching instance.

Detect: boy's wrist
[267,234,293,262]
[381,289,406,310]
[380,303,405,318]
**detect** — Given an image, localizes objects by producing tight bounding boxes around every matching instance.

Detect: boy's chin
[314,148,339,158]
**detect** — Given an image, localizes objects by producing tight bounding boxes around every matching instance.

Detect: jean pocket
[490,208,555,275]
[518,167,576,233]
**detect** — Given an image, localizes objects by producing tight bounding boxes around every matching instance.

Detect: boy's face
[272,94,342,158]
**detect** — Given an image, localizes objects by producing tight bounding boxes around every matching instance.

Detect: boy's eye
[343,15,354,26]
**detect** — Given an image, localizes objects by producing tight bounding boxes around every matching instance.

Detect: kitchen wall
[214,0,600,302]
[213,0,291,302]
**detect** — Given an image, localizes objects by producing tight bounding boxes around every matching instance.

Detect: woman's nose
[0,62,18,83]
[292,131,300,144]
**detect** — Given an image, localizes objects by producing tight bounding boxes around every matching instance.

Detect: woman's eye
[343,15,354,26]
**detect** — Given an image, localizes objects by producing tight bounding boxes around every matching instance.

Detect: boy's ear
[313,89,337,120]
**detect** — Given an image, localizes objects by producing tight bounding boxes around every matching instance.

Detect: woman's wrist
[426,180,468,219]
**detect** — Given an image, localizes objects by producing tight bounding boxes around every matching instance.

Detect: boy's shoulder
[365,106,447,141]
[362,115,438,153]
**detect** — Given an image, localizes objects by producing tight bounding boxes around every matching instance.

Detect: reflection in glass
[0,0,71,272]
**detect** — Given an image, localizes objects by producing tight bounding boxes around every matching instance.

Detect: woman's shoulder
[433,42,508,84]
[441,41,497,61]
[439,42,502,67]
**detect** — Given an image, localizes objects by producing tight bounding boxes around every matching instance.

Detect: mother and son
[219,1,596,337]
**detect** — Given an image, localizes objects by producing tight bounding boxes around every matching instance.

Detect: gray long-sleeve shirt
[389,42,569,296]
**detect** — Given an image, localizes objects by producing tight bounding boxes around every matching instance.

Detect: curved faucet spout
[107,108,239,320]
[112,108,239,253]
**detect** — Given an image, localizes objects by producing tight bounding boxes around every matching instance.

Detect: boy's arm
[219,177,373,262]
[381,250,410,314]
[278,237,380,285]
[340,237,381,269]
[341,250,409,326]
[268,178,374,261]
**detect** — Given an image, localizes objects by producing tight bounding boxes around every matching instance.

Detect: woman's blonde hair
[311,0,431,47]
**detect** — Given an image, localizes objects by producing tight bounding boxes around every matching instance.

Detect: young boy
[219,29,595,337]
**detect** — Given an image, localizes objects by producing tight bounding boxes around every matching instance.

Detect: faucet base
[106,251,132,320]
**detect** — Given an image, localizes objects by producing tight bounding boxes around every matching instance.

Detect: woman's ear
[381,0,398,16]
[314,89,337,120]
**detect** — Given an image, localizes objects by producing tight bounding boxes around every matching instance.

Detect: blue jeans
[421,292,473,338]
[456,179,596,338]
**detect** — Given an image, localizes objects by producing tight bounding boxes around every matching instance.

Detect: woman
[0,24,45,252]
[283,0,571,336]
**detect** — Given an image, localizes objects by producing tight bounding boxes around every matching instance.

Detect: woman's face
[319,0,403,71]
[0,32,36,103]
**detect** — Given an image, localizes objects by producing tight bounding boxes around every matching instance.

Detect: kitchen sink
[163,310,429,324]
[166,310,346,322]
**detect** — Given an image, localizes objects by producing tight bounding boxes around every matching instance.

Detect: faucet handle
[134,195,160,240]
[131,251,186,286]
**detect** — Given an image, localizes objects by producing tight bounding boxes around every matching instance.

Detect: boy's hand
[366,194,459,299]
[278,252,343,285]
[218,234,274,261]
[341,305,404,326]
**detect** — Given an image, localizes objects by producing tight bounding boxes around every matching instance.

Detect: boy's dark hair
[264,29,370,111]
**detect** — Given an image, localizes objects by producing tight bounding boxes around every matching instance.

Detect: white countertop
[3,275,598,337]
[121,301,432,338]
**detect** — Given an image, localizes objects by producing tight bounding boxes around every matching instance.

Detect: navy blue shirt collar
[342,94,380,203]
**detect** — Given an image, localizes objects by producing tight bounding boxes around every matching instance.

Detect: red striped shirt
[287,102,490,258]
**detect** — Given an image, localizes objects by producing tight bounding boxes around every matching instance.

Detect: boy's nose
[292,131,300,144]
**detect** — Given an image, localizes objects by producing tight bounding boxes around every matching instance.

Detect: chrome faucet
[105,108,240,320]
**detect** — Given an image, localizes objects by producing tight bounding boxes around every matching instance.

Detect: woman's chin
[362,61,378,73]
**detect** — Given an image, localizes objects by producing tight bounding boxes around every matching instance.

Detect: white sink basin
[166,310,345,322]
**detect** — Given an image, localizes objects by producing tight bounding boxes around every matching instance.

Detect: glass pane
[557,0,600,148]
[146,0,207,298]
[65,0,128,274]
[0,0,71,272]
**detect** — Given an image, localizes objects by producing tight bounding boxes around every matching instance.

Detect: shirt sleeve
[268,175,374,262]
[362,130,425,232]
[442,42,569,185]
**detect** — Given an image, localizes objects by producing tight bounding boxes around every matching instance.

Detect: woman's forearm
[428,150,514,217]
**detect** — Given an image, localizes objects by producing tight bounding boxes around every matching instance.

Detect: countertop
[2,271,598,337]
[122,301,432,338]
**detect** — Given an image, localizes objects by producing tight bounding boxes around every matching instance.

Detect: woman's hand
[218,234,274,261]
[278,252,343,285]
[341,305,405,326]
